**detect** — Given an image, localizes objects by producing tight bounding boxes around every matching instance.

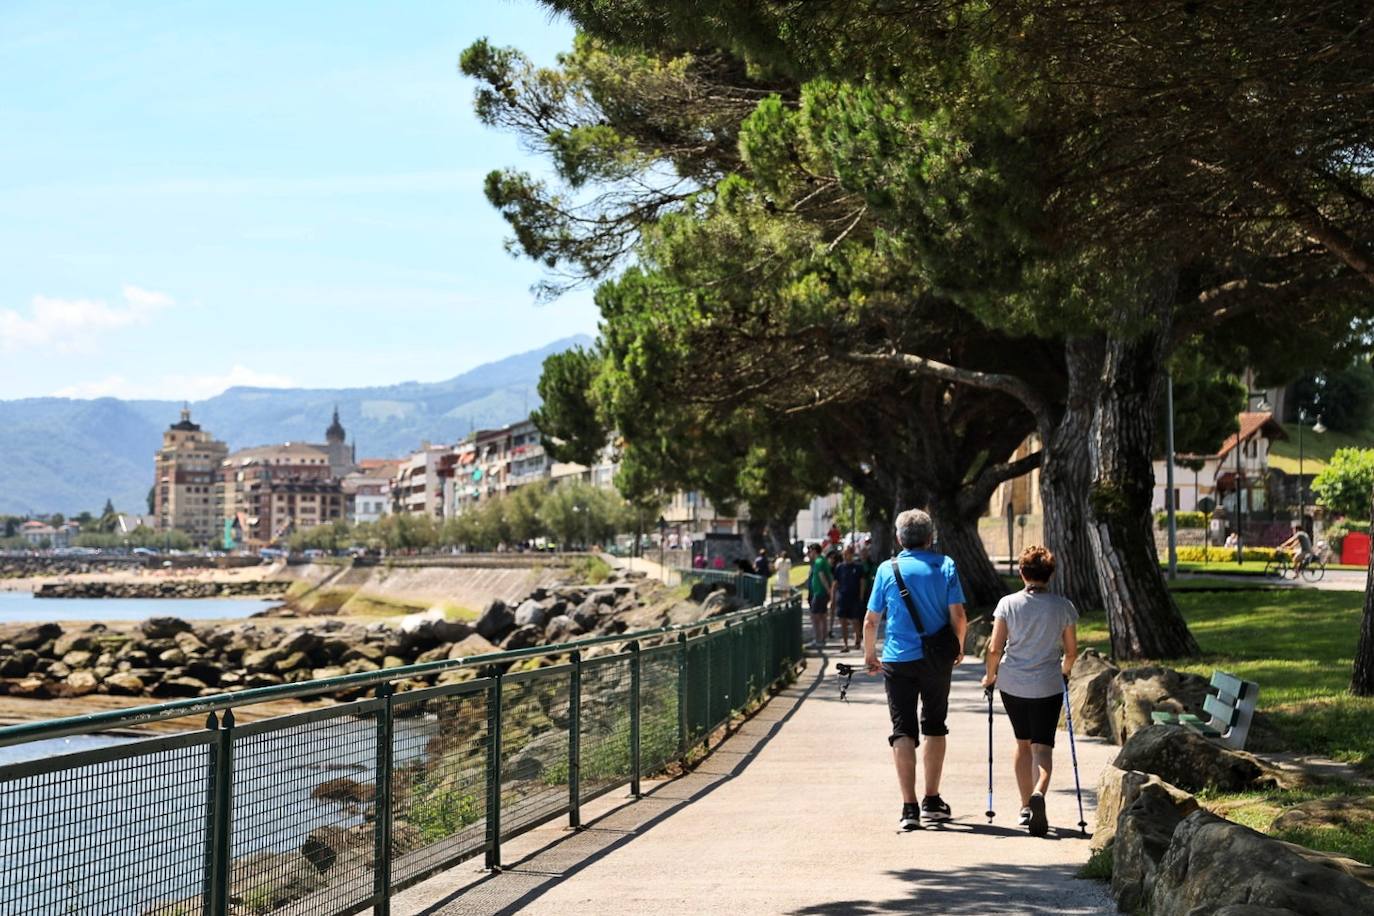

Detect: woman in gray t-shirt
[980,545,1078,837]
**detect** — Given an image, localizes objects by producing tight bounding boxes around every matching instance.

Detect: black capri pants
[999,690,1063,747]
[883,657,953,746]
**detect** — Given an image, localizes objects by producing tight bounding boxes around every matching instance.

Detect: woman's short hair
[1019,545,1056,582]
[895,509,933,549]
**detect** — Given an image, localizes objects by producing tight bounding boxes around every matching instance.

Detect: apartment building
[154,407,229,545]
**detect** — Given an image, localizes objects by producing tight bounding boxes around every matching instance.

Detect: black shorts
[835,594,864,620]
[809,592,830,615]
[1000,691,1063,747]
[883,657,953,746]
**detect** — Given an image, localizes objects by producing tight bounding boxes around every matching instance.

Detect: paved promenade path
[390,648,1119,915]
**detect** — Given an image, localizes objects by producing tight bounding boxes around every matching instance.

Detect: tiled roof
[1215,412,1289,460]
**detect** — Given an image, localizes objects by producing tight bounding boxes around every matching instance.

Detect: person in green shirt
[806,542,836,648]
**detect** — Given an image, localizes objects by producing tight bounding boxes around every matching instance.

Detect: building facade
[154,407,229,545]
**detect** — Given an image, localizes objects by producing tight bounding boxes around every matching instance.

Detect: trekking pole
[984,686,995,823]
[1061,679,1088,836]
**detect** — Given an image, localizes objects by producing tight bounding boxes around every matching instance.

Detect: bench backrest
[1206,669,1259,750]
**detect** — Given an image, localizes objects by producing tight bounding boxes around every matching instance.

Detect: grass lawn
[1159,560,1366,576]
[1076,589,1374,770]
[1078,588,1374,864]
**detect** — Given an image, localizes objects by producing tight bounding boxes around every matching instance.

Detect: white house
[1151,411,1288,514]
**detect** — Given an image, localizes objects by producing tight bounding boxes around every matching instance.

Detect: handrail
[0,598,785,748]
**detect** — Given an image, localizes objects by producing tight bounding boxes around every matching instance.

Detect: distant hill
[0,335,591,515]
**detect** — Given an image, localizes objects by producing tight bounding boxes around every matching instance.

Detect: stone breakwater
[0,572,678,702]
[34,580,286,599]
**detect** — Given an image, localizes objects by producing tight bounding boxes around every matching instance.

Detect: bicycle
[1262,551,1293,580]
[1296,553,1327,583]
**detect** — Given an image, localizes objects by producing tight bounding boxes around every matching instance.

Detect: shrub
[1312,449,1374,518]
[1175,546,1275,563]
[1155,510,1207,529]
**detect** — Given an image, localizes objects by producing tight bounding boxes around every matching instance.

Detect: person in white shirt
[773,552,793,599]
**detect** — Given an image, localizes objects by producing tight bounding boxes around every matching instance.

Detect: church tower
[325,406,354,477]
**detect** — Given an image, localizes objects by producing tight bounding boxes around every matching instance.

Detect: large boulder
[1113,724,1267,793]
[446,633,497,661]
[431,619,473,643]
[104,672,146,696]
[503,624,543,652]
[688,581,729,603]
[1150,810,1374,916]
[1112,780,1192,913]
[56,670,101,698]
[12,623,61,651]
[242,647,284,673]
[1107,665,1210,744]
[544,615,578,643]
[1069,649,1119,739]
[52,632,94,657]
[140,617,192,640]
[151,676,208,698]
[570,602,601,632]
[475,599,515,642]
[514,599,550,630]
[1093,764,1198,851]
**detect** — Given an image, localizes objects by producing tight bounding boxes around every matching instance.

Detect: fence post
[203,709,234,916]
[569,650,582,828]
[485,672,504,870]
[723,619,734,719]
[676,631,688,756]
[373,682,394,915]
[629,640,642,798]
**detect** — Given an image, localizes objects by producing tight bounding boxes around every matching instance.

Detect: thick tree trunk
[765,517,793,556]
[1039,340,1103,611]
[1353,500,1374,695]
[1079,295,1200,660]
[931,495,1007,609]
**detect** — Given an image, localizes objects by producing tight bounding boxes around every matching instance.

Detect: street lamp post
[1165,373,1178,579]
[1297,409,1326,533]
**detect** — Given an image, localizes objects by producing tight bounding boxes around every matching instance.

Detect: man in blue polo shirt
[864,508,968,830]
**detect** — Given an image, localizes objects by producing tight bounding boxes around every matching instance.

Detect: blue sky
[0,1,595,400]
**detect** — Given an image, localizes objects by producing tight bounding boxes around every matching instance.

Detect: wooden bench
[1150,670,1259,751]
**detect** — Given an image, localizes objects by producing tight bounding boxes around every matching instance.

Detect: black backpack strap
[890,557,927,636]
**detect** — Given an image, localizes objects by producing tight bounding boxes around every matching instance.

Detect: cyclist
[1277,523,1317,573]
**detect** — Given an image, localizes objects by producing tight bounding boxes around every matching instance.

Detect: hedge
[1175,546,1276,563]
[1155,510,1208,529]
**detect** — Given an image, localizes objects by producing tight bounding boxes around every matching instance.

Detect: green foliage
[1312,449,1374,518]
[1078,846,1113,881]
[1076,589,1374,768]
[1292,360,1374,434]
[403,780,482,844]
[567,554,612,584]
[1155,511,1207,530]
[532,347,607,465]
[1174,546,1274,563]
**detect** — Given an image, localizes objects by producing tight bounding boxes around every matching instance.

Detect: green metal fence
[0,596,802,916]
[678,568,769,606]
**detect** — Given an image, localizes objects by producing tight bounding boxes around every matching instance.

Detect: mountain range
[0,335,591,516]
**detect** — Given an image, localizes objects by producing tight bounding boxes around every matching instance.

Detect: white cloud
[0,285,173,353]
[54,365,296,401]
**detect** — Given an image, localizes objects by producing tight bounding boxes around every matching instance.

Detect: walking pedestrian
[806,543,835,648]
[773,550,793,599]
[833,545,867,651]
[979,545,1078,837]
[753,548,771,579]
[864,509,968,830]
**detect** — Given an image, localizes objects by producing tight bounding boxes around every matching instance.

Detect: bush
[1176,546,1275,563]
[1312,449,1374,519]
[1155,510,1207,529]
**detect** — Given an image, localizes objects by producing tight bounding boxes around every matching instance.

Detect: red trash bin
[1341,531,1370,567]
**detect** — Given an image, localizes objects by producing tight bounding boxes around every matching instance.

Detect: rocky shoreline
[33,579,285,600]
[0,570,724,702]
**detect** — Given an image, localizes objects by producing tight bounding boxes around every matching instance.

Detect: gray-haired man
[864,509,968,830]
